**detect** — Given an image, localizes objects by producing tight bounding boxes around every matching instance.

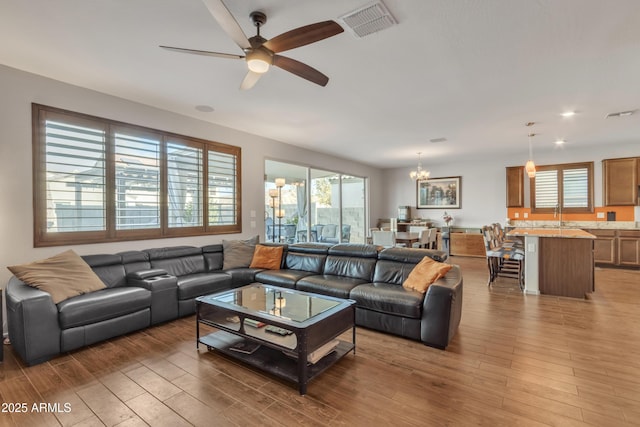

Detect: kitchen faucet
[554,203,562,229]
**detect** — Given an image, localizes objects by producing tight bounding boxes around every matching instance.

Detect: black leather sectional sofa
[6,243,462,366]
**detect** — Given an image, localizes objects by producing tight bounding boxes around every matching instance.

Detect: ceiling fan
[160,0,344,90]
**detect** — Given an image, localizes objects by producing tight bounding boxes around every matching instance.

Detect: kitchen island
[507,228,596,298]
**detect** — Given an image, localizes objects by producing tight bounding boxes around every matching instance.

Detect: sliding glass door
[264,160,366,244]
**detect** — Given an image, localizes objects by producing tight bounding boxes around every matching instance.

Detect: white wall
[381,142,639,229]
[0,64,384,286]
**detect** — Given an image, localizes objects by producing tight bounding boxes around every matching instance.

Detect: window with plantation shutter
[167,141,203,228]
[208,151,237,226]
[531,162,593,213]
[43,116,107,235]
[114,129,161,230]
[33,104,241,247]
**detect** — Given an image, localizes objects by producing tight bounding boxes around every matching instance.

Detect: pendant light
[525,122,536,178]
[409,152,430,180]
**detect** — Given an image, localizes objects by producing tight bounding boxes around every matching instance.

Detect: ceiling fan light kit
[160,0,344,89]
[246,49,271,74]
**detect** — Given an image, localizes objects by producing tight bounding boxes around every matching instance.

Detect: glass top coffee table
[196,283,356,395]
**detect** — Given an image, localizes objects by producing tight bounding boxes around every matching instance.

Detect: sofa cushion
[250,244,284,270]
[350,283,423,319]
[57,287,151,329]
[177,273,232,300]
[223,236,259,269]
[403,257,452,293]
[146,246,206,277]
[224,267,264,287]
[323,255,376,281]
[296,275,366,299]
[255,269,315,289]
[202,244,224,271]
[8,250,107,304]
[82,254,126,288]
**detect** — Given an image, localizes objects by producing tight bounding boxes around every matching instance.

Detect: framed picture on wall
[416,176,461,209]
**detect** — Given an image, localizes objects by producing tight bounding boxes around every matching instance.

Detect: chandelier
[409,152,430,180]
[525,122,536,178]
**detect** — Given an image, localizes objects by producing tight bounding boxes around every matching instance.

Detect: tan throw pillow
[402,256,452,294]
[7,250,107,304]
[250,245,284,270]
[222,235,259,269]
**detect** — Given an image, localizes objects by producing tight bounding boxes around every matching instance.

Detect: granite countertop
[507,228,596,239]
[509,220,638,230]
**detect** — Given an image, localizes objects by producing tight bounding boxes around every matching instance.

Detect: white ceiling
[2,0,639,169]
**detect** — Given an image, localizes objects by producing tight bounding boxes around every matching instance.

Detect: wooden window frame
[529,161,594,214]
[32,103,241,247]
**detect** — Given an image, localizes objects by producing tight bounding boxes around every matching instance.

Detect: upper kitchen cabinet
[603,157,639,206]
[506,166,524,207]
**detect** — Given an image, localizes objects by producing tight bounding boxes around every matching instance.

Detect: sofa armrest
[127,269,168,281]
[126,271,178,324]
[420,265,463,349]
[6,277,61,365]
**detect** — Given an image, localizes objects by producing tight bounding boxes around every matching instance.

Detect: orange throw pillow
[249,245,284,270]
[402,256,452,294]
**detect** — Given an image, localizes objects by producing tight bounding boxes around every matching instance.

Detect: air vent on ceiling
[338,1,397,38]
[605,110,636,118]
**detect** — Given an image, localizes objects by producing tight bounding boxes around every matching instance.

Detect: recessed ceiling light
[195,105,214,113]
[555,139,566,145]
[561,111,576,117]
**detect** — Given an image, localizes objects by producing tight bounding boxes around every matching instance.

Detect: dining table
[394,231,420,246]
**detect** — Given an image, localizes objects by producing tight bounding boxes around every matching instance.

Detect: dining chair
[372,230,396,247]
[412,228,432,248]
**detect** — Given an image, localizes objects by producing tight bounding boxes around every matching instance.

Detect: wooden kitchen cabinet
[618,230,640,267]
[506,166,524,207]
[587,229,640,268]
[603,158,638,206]
[588,229,617,265]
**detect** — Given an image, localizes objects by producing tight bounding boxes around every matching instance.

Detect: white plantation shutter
[45,119,106,232]
[167,142,203,227]
[533,170,558,209]
[208,151,237,225]
[563,167,589,208]
[114,130,161,230]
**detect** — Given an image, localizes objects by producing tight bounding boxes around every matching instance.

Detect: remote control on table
[265,325,293,336]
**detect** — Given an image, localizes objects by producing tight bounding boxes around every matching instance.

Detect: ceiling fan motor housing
[250,11,267,28]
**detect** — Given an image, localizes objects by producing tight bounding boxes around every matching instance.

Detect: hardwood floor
[1,257,640,426]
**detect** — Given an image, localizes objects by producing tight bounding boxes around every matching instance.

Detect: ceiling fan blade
[263,21,344,53]
[272,55,329,87]
[160,45,244,59]
[240,70,262,90]
[201,0,251,50]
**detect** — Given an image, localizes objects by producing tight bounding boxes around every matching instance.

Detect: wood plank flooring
[1,257,639,426]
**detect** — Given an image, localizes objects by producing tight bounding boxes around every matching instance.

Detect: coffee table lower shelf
[199,331,354,394]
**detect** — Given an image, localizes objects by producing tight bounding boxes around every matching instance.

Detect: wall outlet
[528,243,536,252]
[514,212,520,218]
[524,212,529,218]
[597,212,605,219]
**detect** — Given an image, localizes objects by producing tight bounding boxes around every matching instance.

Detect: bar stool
[482,225,524,289]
